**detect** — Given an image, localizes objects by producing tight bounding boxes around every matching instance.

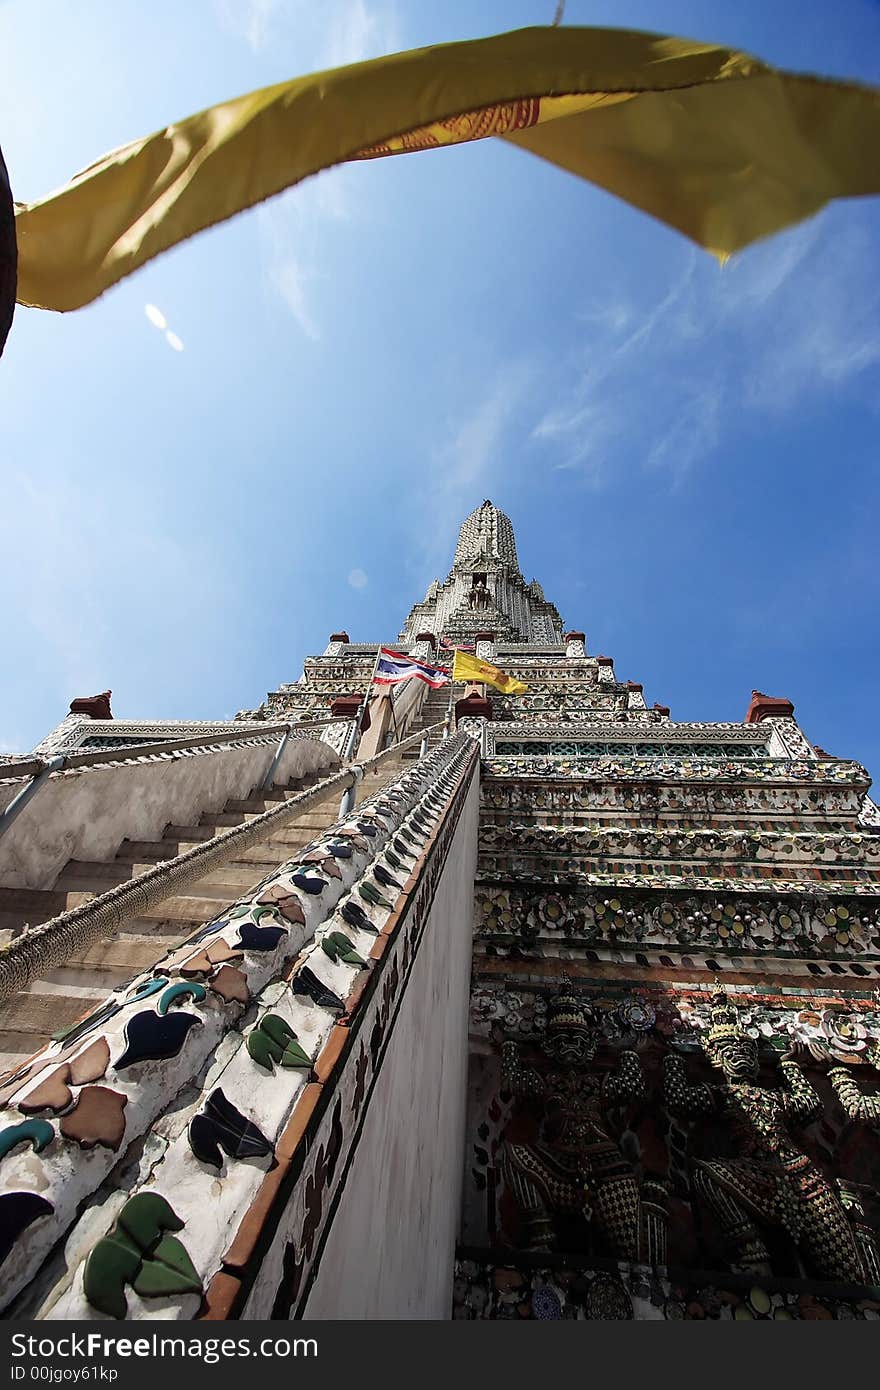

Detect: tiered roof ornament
[453,499,520,570]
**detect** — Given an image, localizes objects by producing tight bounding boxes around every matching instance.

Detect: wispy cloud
[347,568,368,589]
[532,213,880,485]
[259,211,322,340]
[242,0,399,338]
[216,0,285,54]
[325,0,399,67]
[416,362,537,572]
[218,0,399,63]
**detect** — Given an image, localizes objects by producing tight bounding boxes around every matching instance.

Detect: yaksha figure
[500,983,646,1257]
[468,576,491,610]
[665,989,866,1282]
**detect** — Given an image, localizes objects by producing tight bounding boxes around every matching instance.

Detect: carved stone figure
[469,576,491,611]
[500,982,646,1258]
[665,989,867,1282]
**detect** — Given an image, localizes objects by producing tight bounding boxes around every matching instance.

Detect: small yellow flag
[452,649,528,695]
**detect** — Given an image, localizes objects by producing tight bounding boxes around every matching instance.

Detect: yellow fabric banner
[13,25,880,312]
[452,649,529,695]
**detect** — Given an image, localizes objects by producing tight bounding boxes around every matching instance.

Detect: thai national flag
[374,647,451,689]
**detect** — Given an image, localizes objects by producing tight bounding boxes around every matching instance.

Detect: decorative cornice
[482,756,868,785]
[473,881,880,956]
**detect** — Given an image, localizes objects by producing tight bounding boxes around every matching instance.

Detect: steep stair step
[128,895,236,927]
[115,839,201,862]
[54,861,141,890]
[270,811,338,832]
[60,936,180,973]
[0,990,93,1039]
[224,793,292,812]
[163,825,218,842]
[181,868,279,897]
[212,845,294,867]
[198,811,262,828]
[0,886,96,924]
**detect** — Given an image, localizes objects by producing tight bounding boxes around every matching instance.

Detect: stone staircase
[401,685,457,759]
[0,713,448,1068]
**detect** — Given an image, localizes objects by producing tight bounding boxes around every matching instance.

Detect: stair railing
[0,720,447,1003]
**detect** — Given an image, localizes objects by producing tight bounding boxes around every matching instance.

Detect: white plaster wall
[0,737,340,890]
[303,771,479,1319]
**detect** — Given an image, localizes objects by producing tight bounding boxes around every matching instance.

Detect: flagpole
[388,690,401,744]
[344,644,382,760]
[360,644,382,722]
[445,643,456,734]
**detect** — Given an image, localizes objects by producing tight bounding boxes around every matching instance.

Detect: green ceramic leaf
[110,1227,142,1258]
[247,1031,281,1071]
[83,1236,140,1320]
[228,905,251,919]
[339,949,367,966]
[280,1041,313,1069]
[321,938,341,962]
[132,1235,201,1298]
[261,1013,295,1047]
[359,884,392,909]
[117,1192,183,1252]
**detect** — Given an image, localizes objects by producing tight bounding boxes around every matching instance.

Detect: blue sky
[2,0,879,772]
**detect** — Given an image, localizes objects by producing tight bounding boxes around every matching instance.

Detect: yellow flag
[453,649,528,695]
[13,26,880,312]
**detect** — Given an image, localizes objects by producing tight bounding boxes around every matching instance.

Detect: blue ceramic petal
[115,1010,201,1070]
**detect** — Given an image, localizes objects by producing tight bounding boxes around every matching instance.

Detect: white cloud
[445,368,533,495]
[256,160,358,337]
[238,1,399,336]
[217,0,398,66]
[347,568,368,589]
[325,0,399,68]
[414,363,536,571]
[215,0,284,53]
[264,237,321,340]
[165,330,184,352]
[532,214,880,484]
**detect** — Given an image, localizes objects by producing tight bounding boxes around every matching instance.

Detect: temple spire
[453,500,520,572]
[401,500,563,644]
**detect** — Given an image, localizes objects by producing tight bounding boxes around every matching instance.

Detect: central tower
[399,499,564,646]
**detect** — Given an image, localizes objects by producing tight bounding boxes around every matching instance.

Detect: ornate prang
[500,979,651,1260]
[664,987,872,1282]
